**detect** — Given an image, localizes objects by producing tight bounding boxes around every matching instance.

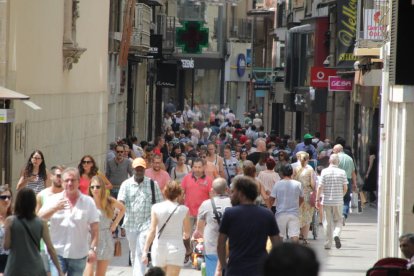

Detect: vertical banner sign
[336,0,358,68]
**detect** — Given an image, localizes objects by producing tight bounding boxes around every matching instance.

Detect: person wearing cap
[292,134,317,160]
[117,158,163,276]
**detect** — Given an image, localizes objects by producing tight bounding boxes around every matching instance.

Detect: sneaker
[334,236,341,249]
[342,216,346,226]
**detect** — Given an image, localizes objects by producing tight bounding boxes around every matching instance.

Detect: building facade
[0,0,109,187]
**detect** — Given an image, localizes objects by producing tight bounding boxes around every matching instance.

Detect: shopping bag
[114,239,122,257]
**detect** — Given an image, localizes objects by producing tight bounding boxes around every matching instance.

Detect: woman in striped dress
[16,150,50,194]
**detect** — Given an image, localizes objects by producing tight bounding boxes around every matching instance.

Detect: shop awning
[0,86,30,100]
[0,86,42,110]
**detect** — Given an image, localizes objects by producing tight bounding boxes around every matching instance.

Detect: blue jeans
[126,230,148,276]
[205,254,218,276]
[343,179,352,218]
[51,255,87,276]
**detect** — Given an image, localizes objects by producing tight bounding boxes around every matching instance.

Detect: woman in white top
[142,181,191,276]
[257,158,280,212]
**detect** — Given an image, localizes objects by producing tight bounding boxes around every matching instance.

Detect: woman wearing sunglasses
[78,155,112,195]
[17,150,51,194]
[0,185,12,276]
[84,175,125,276]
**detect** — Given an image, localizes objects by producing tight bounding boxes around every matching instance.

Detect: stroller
[366,257,414,276]
[191,238,205,270]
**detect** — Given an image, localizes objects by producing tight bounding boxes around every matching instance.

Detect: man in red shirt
[181,157,213,262]
[145,155,170,192]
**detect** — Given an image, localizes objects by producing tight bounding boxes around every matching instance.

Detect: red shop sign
[328,76,353,91]
[310,67,337,88]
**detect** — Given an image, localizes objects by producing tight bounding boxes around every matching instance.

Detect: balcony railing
[214,18,252,41]
[130,3,151,52]
[156,14,176,53]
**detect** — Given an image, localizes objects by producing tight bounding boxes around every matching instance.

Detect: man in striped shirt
[316,154,348,250]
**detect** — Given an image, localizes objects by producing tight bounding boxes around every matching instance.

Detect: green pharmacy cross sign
[176,21,209,54]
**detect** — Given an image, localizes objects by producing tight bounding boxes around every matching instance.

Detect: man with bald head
[193,178,232,276]
[332,144,357,225]
[247,138,266,165]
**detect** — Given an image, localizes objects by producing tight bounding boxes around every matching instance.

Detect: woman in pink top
[78,155,112,195]
[257,158,280,212]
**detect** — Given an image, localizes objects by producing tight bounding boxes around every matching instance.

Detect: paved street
[106,205,377,276]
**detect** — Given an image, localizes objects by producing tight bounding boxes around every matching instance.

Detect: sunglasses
[55,174,62,178]
[0,195,11,201]
[90,185,101,190]
[82,160,93,164]
[117,151,124,153]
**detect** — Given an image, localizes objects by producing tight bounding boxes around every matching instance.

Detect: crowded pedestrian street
[2,0,414,275]
[106,205,378,276]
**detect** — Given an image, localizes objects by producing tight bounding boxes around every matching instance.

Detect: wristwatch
[89,246,97,252]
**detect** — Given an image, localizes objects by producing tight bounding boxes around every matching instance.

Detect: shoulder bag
[157,204,179,239]
[18,218,40,251]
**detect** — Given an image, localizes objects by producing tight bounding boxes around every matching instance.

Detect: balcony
[130,3,151,52]
[355,0,388,56]
[156,14,176,53]
[214,18,252,41]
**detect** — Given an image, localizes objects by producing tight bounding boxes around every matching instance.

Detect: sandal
[184,253,192,263]
[302,239,308,245]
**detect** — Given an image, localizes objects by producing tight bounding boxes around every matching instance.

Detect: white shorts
[276,213,300,239]
[151,242,185,267]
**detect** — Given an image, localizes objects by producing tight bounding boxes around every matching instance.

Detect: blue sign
[236,53,246,77]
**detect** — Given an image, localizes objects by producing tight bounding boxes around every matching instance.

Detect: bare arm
[16,172,36,191]
[217,233,228,269]
[87,222,99,263]
[183,212,191,240]
[316,184,323,209]
[218,157,226,178]
[38,198,66,220]
[42,221,63,275]
[36,193,43,214]
[3,217,12,250]
[269,196,275,207]
[192,217,205,239]
[109,198,126,233]
[142,209,158,265]
[365,155,375,178]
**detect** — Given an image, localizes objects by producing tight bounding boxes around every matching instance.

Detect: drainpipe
[0,0,8,86]
[328,5,336,139]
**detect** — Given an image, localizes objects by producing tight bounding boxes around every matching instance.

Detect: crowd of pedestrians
[0,104,402,276]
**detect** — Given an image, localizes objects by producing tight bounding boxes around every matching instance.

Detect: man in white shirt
[193,178,232,276]
[39,167,99,276]
[316,154,348,250]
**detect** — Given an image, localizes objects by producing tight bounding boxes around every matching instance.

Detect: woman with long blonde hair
[293,151,315,245]
[84,176,125,276]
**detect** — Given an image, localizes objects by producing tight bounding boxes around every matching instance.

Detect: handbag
[114,239,122,257]
[309,191,317,208]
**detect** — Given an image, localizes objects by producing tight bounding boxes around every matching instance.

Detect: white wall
[8,0,110,187]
